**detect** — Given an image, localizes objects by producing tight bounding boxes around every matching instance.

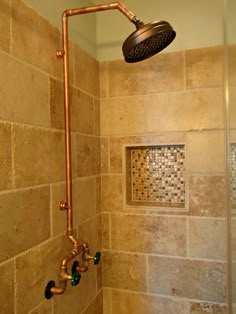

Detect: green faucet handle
[94,251,101,265]
[71,261,81,286]
[71,271,81,286]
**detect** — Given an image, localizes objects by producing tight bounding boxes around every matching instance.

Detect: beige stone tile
[229,128,236,145]
[232,261,236,303]
[189,176,227,217]
[53,267,97,314]
[0,0,10,52]
[11,0,62,78]
[68,40,76,87]
[147,88,224,133]
[74,44,100,97]
[96,176,102,214]
[148,256,226,302]
[82,290,103,314]
[189,218,226,260]
[111,214,187,256]
[73,177,97,224]
[50,81,95,134]
[50,78,64,130]
[101,137,109,174]
[15,235,76,314]
[231,218,236,260]
[13,125,65,187]
[100,61,108,99]
[110,136,138,174]
[100,97,149,136]
[0,260,14,314]
[71,133,78,179]
[232,261,236,302]
[78,215,102,254]
[190,302,227,314]
[110,137,124,174]
[0,51,50,126]
[100,88,223,136]
[51,182,67,236]
[187,131,226,174]
[227,45,236,87]
[103,251,146,292]
[103,288,112,314]
[75,134,100,177]
[29,300,53,314]
[94,99,101,136]
[102,213,110,250]
[101,175,123,212]
[111,290,189,314]
[186,46,224,89]
[0,186,50,262]
[0,122,12,190]
[71,88,94,134]
[108,51,184,97]
[97,262,102,292]
[228,87,236,129]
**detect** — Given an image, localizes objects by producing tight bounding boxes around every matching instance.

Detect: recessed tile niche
[125,144,186,209]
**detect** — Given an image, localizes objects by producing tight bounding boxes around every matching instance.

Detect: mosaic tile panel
[230,144,236,206]
[129,145,185,206]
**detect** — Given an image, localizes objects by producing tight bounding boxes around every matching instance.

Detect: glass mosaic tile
[128,145,185,207]
[230,144,236,205]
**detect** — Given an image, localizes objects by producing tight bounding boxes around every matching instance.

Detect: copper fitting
[62,2,139,25]
[60,201,69,211]
[50,266,71,295]
[56,49,65,58]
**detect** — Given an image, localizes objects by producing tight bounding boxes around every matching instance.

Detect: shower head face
[122,20,176,63]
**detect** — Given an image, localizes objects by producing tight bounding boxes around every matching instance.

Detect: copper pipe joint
[62,2,140,25]
[50,266,71,295]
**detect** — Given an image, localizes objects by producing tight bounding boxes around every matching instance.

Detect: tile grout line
[11,123,16,189]
[183,50,187,91]
[186,216,190,258]
[146,254,150,294]
[109,213,112,250]
[108,137,111,173]
[102,249,227,263]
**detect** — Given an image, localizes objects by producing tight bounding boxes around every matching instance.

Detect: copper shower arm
[62,2,140,25]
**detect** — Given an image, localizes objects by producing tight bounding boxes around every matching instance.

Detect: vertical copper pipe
[61,13,73,236]
[60,1,140,239]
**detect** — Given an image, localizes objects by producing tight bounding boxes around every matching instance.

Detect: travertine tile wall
[100,46,228,313]
[228,44,236,313]
[0,0,102,313]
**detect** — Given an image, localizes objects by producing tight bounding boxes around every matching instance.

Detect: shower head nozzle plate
[122,20,176,63]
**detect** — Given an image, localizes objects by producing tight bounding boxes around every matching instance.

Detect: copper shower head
[122,20,176,63]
